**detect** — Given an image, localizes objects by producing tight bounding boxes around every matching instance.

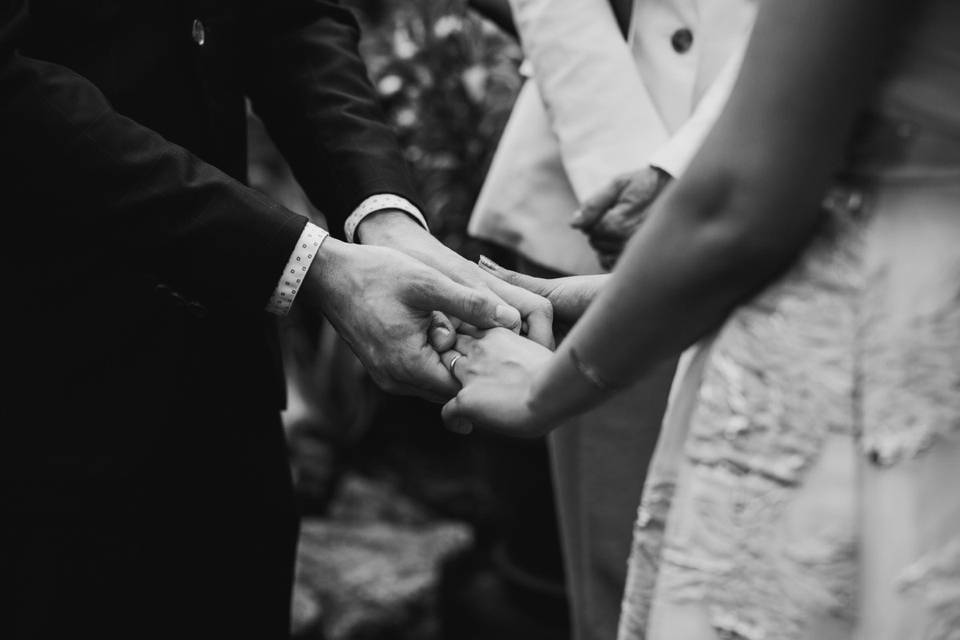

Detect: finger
[477,255,554,297]
[476,264,555,347]
[441,395,474,435]
[439,349,469,384]
[453,333,479,355]
[457,323,485,338]
[399,348,459,401]
[572,174,629,230]
[428,311,456,351]
[588,204,641,241]
[412,273,522,332]
[524,304,555,348]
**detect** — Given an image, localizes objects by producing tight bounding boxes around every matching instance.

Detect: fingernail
[478,255,500,272]
[430,325,451,344]
[495,304,521,328]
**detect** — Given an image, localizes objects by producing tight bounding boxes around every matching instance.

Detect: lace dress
[618,3,960,638]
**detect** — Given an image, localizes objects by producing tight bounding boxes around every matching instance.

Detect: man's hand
[298,237,521,402]
[572,167,670,270]
[357,210,556,348]
[477,255,607,338]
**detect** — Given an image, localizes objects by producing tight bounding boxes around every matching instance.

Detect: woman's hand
[477,256,608,331]
[439,327,556,438]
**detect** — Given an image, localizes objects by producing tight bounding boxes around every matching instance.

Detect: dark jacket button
[671,28,693,53]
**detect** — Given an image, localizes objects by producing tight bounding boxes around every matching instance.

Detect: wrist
[300,236,350,309]
[526,362,571,430]
[528,343,615,425]
[356,209,426,246]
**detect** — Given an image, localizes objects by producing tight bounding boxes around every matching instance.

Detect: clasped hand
[435,258,608,437]
[298,213,558,404]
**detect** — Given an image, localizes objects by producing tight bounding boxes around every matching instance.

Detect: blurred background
[246,1,571,638]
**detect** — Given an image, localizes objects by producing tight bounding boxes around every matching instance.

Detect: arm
[242,0,421,236]
[242,0,554,345]
[445,0,911,434]
[0,0,514,401]
[0,1,306,312]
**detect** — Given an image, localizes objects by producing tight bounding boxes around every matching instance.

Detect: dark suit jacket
[1,1,417,635]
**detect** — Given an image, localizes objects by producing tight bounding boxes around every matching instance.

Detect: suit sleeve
[0,0,306,311]
[242,0,421,238]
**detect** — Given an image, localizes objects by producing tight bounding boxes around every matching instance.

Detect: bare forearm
[530,177,818,421]
[524,0,911,422]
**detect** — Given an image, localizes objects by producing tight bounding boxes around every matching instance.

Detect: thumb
[572,174,629,230]
[442,394,474,434]
[428,311,456,351]
[477,255,554,298]
[412,271,521,331]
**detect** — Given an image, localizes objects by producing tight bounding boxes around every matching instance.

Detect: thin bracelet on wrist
[568,346,628,392]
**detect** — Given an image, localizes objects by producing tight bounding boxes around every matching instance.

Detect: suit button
[671,28,693,53]
[191,19,206,46]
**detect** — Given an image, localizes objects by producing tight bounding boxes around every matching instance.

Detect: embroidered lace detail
[649,196,866,638]
[655,464,857,640]
[685,195,866,485]
[860,269,960,466]
[896,538,960,640]
[618,480,676,638]
[620,176,960,640]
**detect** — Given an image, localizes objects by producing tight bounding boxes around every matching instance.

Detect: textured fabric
[268,222,329,315]
[273,194,427,315]
[470,2,757,636]
[2,1,418,637]
[343,193,427,242]
[469,0,756,274]
[469,81,603,275]
[550,362,675,640]
[618,6,960,635]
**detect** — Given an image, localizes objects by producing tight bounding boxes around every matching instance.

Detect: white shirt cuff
[343,194,428,243]
[266,222,329,316]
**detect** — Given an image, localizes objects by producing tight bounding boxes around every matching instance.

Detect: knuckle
[466,292,490,318]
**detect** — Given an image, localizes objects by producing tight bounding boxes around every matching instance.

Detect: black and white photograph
[3,0,958,638]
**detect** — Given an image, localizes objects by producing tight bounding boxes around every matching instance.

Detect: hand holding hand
[357,211,556,347]
[439,327,555,437]
[572,166,670,270]
[299,238,520,402]
[477,256,607,332]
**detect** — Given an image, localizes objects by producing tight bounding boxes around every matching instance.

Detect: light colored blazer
[469,0,756,275]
